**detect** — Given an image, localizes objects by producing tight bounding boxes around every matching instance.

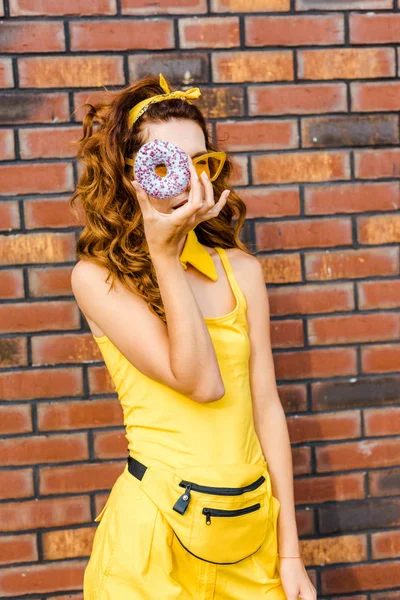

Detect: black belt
[127,455,147,481]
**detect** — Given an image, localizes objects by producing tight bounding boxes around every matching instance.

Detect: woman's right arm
[71,254,225,404]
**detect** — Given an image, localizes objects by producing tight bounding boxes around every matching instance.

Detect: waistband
[127,455,147,481]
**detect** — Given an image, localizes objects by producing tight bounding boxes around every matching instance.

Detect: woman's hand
[131,156,230,256]
[279,557,317,600]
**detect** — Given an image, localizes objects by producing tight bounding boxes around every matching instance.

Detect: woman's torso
[91,246,265,470]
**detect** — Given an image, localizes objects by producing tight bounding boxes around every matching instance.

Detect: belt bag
[129,456,276,565]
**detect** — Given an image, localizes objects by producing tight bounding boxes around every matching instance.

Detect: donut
[133,139,190,200]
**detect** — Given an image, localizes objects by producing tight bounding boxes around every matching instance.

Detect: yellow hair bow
[128,73,202,129]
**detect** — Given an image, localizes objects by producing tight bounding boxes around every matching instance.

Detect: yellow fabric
[84,229,285,599]
[179,229,218,281]
[128,73,201,129]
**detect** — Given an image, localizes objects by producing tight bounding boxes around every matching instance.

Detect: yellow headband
[127,73,202,129]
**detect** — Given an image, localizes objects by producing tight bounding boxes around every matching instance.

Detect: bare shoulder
[71,258,113,298]
[223,247,265,300]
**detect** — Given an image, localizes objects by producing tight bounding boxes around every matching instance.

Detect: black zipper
[173,476,265,516]
[179,475,265,496]
[203,503,261,525]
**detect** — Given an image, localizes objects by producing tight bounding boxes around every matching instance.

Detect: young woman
[70,73,317,600]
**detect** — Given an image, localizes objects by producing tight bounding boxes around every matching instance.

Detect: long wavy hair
[68,74,250,324]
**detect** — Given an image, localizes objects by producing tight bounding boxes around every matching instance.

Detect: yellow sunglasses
[125,150,226,183]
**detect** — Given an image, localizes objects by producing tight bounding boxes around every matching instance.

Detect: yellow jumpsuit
[84,229,286,600]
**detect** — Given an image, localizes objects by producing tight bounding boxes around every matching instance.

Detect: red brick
[295,474,365,504]
[362,344,400,374]
[259,253,302,284]
[240,187,300,218]
[25,197,84,229]
[351,13,400,44]
[369,467,400,497]
[212,0,289,10]
[18,56,124,88]
[277,384,307,413]
[305,182,400,215]
[256,217,351,251]
[0,368,83,401]
[372,531,400,560]
[301,534,367,566]
[42,527,95,560]
[38,399,122,431]
[0,164,74,196]
[0,433,88,466]
[356,148,400,179]
[270,319,304,349]
[249,83,347,116]
[0,93,70,124]
[0,337,27,368]
[317,439,400,473]
[253,151,350,185]
[229,155,248,187]
[0,270,24,299]
[0,232,76,265]
[212,50,293,83]
[0,130,14,160]
[352,82,400,112]
[321,561,400,594]
[308,313,400,345]
[312,377,400,411]
[0,534,38,566]
[274,347,357,380]
[0,560,87,597]
[0,21,65,53]
[358,280,400,310]
[0,58,14,87]
[358,214,400,245]
[0,201,19,230]
[32,333,102,365]
[70,19,173,51]
[0,405,32,435]
[365,407,400,436]
[122,0,206,13]
[305,248,399,281]
[288,410,361,443]
[269,283,354,316]
[28,265,73,297]
[93,429,127,459]
[292,447,312,475]
[179,16,239,49]
[0,469,33,500]
[19,127,81,159]
[293,448,312,476]
[296,0,393,9]
[298,48,395,80]
[0,496,90,532]
[88,365,115,395]
[296,508,315,536]
[0,301,79,334]
[9,0,116,15]
[39,461,124,495]
[302,115,399,148]
[246,15,343,47]
[216,119,298,151]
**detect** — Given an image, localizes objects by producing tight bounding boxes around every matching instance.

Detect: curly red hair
[68,75,250,324]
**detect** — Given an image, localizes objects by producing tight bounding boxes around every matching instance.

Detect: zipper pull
[204,508,211,525]
[173,484,191,515]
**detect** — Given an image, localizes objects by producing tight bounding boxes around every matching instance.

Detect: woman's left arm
[238,252,317,600]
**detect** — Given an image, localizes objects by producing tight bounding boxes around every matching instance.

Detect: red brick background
[1,0,400,597]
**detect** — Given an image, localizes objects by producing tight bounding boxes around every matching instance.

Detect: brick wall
[0,0,400,597]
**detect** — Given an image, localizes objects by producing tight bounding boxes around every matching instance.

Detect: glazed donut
[134,139,190,200]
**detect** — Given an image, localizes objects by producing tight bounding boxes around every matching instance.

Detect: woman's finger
[187,156,204,209]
